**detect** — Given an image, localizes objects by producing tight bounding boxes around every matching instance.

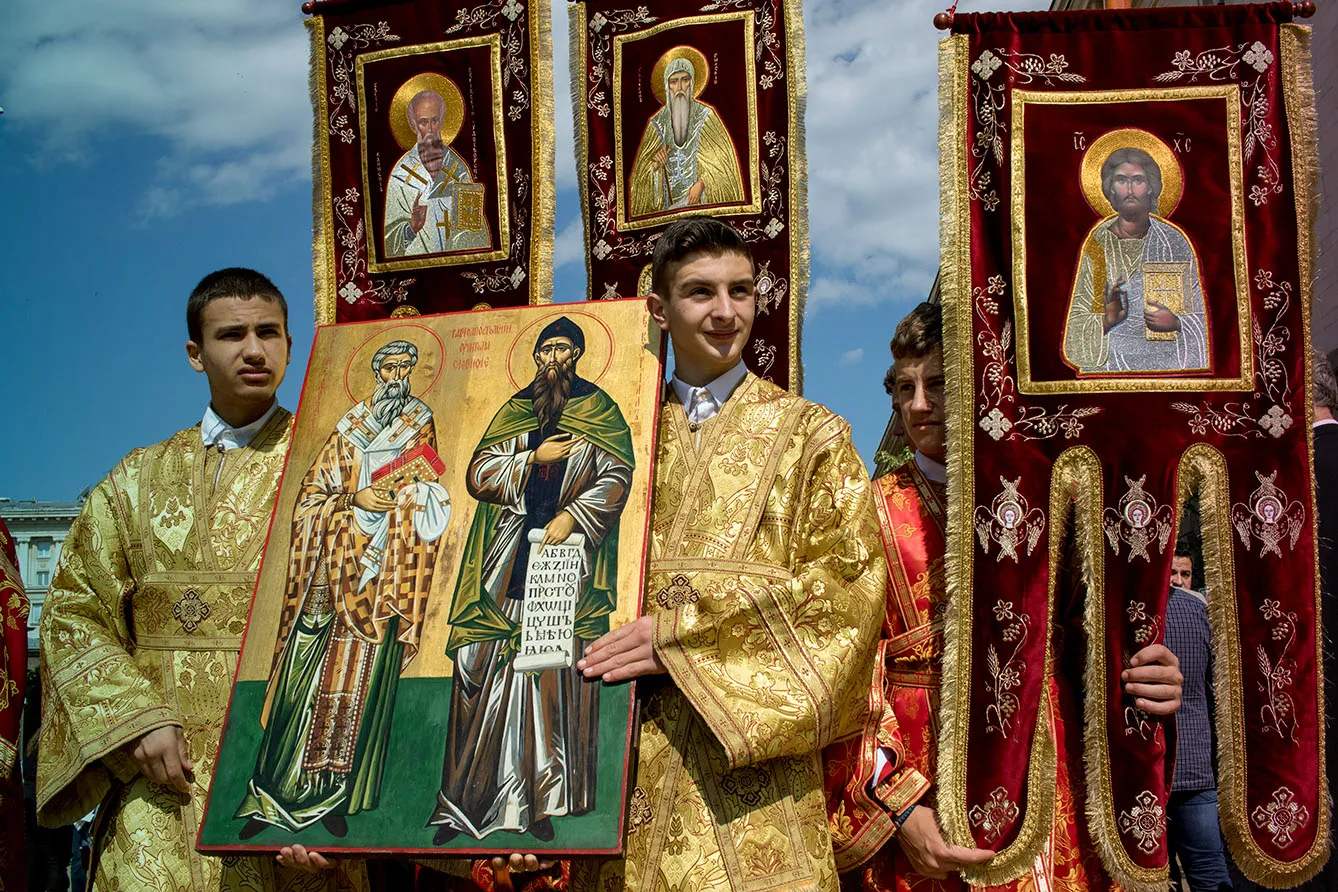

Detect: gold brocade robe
[36,413,368,891]
[572,374,886,892]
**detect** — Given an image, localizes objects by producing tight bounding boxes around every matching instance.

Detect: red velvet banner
[569,0,807,389]
[307,0,554,324]
[936,5,1324,889]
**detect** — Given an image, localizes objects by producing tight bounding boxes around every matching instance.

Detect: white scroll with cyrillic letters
[513,530,587,672]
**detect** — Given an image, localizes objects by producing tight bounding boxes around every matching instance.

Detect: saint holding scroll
[429,316,634,844]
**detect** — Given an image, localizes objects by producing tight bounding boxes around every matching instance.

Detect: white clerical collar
[671,363,749,424]
[1315,418,1338,430]
[914,451,947,485]
[201,401,281,452]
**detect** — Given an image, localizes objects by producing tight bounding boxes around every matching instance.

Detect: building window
[35,571,50,587]
[36,539,52,558]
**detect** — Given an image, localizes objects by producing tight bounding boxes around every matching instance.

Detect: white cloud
[1,0,312,213]
[800,0,1048,307]
[553,214,585,268]
[838,348,864,366]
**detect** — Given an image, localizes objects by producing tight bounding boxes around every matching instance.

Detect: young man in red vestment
[824,302,1185,891]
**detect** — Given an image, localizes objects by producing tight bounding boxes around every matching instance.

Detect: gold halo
[506,310,615,391]
[389,73,465,151]
[1081,129,1184,218]
[651,46,709,104]
[390,305,421,318]
[344,323,445,403]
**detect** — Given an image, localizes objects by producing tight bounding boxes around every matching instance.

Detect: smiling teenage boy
[542,216,887,891]
[37,268,366,889]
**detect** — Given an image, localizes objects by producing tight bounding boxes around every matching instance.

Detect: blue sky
[0,0,1042,500]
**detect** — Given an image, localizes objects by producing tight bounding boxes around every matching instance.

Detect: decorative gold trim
[611,12,761,232]
[1068,447,1165,892]
[570,3,594,305]
[356,36,511,273]
[1009,86,1252,395]
[936,27,980,865]
[784,0,808,394]
[1176,444,1252,879]
[1222,22,1329,887]
[310,16,338,326]
[530,0,555,304]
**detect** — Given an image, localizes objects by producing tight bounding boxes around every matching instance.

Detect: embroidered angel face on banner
[1103,474,1173,562]
[1232,469,1305,558]
[974,477,1045,562]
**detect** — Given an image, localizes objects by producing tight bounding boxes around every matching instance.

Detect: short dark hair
[885,303,943,395]
[1173,547,1194,561]
[187,268,288,343]
[650,216,753,297]
[1315,348,1338,412]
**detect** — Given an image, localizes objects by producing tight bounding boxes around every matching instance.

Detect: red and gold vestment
[825,461,1113,892]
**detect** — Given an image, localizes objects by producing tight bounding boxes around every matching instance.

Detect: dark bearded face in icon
[532,336,583,432]
[1100,147,1162,220]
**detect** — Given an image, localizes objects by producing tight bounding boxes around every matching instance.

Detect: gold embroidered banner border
[308,0,554,325]
[938,9,1326,890]
[570,0,807,391]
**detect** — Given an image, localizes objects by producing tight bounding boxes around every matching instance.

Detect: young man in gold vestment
[473,217,885,892]
[37,269,369,890]
[824,302,1185,892]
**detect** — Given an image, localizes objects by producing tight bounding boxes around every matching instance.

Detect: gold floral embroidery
[627,785,653,832]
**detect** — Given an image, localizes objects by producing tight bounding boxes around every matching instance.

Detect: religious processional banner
[308,0,555,324]
[199,300,663,856]
[935,5,1322,890]
[569,0,808,389]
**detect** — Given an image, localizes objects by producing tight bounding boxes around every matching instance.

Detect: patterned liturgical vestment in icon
[238,396,448,832]
[36,412,369,891]
[825,459,1110,892]
[565,373,886,892]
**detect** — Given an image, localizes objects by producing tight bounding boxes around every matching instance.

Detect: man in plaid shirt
[1164,549,1231,891]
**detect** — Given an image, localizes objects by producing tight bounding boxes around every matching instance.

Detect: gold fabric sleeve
[694,111,747,206]
[36,458,180,827]
[653,424,885,770]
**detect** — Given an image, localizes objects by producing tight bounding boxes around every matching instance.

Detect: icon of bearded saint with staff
[428,316,634,845]
[628,46,746,219]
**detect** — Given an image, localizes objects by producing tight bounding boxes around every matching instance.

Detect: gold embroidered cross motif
[968,787,1020,845]
[172,589,212,633]
[655,574,700,609]
[1251,787,1310,848]
[1117,790,1166,855]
